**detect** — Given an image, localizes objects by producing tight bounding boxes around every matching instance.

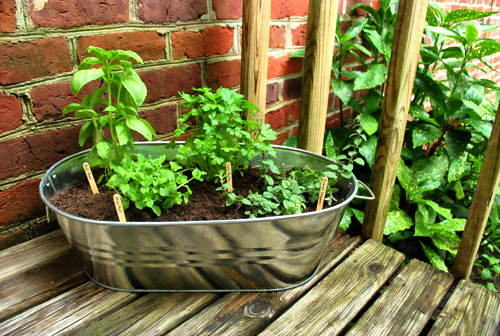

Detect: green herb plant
[62,46,156,181]
[107,154,205,216]
[224,164,341,218]
[174,87,277,182]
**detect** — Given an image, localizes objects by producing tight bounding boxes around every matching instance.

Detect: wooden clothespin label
[113,194,127,222]
[316,177,329,211]
[226,162,233,192]
[83,162,99,194]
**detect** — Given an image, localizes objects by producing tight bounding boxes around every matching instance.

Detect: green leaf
[77,57,101,70]
[420,242,448,272]
[431,231,461,255]
[74,109,98,119]
[363,90,382,115]
[412,124,442,148]
[444,131,471,161]
[464,119,493,138]
[339,207,353,230]
[413,72,447,111]
[430,218,466,232]
[78,121,95,147]
[70,68,104,95]
[353,64,388,91]
[359,135,377,169]
[448,157,471,182]
[410,104,439,127]
[113,49,144,64]
[444,9,499,25]
[116,123,133,145]
[342,19,367,42]
[360,113,378,135]
[397,155,449,198]
[95,141,111,159]
[126,117,155,140]
[121,70,147,107]
[384,209,414,235]
[290,49,305,58]
[472,78,500,91]
[62,103,84,115]
[465,24,479,44]
[331,79,354,104]
[283,135,297,148]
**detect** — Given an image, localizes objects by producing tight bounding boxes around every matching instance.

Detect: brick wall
[1,0,499,248]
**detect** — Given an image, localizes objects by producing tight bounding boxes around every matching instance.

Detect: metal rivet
[244,298,272,318]
[369,263,383,273]
[52,174,57,179]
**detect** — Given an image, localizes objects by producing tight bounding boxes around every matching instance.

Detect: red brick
[265,101,300,129]
[77,31,166,62]
[271,0,309,19]
[141,64,202,103]
[266,82,280,106]
[0,127,83,180]
[138,0,207,23]
[28,0,128,28]
[0,0,16,32]
[0,37,72,85]
[292,24,307,46]
[282,77,302,100]
[139,104,177,136]
[31,81,101,121]
[0,179,44,227]
[0,92,23,133]
[269,25,286,49]
[213,0,242,19]
[272,131,290,145]
[207,59,241,89]
[172,26,234,60]
[267,53,303,79]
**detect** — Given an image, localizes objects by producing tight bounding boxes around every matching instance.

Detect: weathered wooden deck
[1,229,499,335]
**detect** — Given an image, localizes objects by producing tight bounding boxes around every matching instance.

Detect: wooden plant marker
[83,162,99,194]
[226,162,233,192]
[113,194,127,223]
[316,177,328,211]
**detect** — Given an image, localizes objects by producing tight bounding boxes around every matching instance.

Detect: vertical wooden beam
[362,0,429,241]
[452,107,500,280]
[297,0,339,154]
[241,0,271,122]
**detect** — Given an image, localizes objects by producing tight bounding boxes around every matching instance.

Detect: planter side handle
[354,181,375,201]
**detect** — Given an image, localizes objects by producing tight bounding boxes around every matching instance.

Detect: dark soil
[50,168,344,222]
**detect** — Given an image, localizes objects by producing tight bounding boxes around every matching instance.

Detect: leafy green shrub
[107,154,205,216]
[174,87,277,183]
[292,0,500,278]
[62,46,156,181]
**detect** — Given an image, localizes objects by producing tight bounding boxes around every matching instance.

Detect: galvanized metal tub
[40,142,360,292]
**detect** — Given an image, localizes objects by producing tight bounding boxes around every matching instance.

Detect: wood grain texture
[346,259,454,336]
[452,106,500,279]
[297,0,339,153]
[428,280,500,336]
[259,240,405,335]
[362,0,429,241]
[168,231,362,336]
[0,282,137,335]
[75,293,218,336]
[0,230,87,322]
[241,0,271,121]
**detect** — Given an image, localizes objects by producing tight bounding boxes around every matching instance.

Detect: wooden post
[241,0,271,122]
[297,0,339,154]
[362,0,429,241]
[452,107,500,280]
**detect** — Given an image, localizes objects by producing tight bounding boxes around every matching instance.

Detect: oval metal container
[39,142,358,292]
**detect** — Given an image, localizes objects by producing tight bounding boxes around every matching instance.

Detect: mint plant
[224,165,341,218]
[62,46,156,181]
[107,154,205,216]
[174,87,277,183]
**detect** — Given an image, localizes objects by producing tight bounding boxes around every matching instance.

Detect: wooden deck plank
[167,232,362,336]
[428,280,500,336]
[0,230,72,281]
[0,282,137,335]
[0,230,87,322]
[75,293,219,336]
[258,239,405,336]
[346,259,454,336]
